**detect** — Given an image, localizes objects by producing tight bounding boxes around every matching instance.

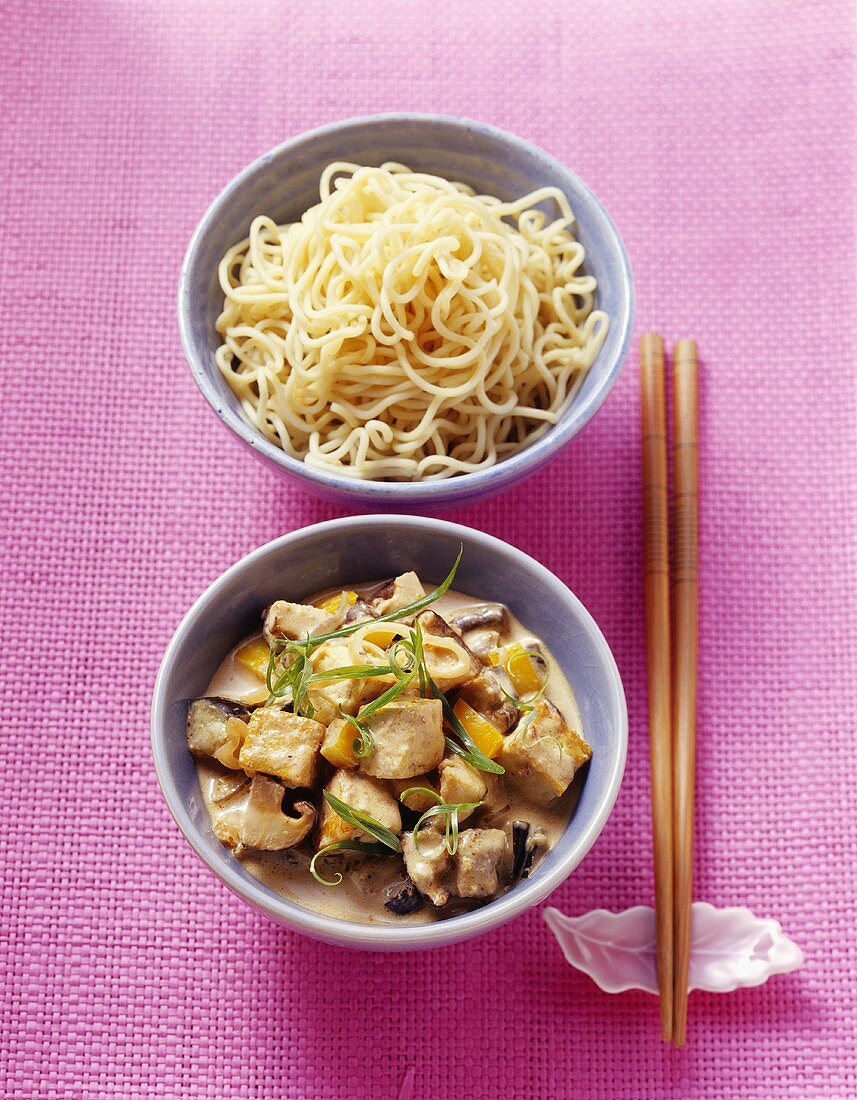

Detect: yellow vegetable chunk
[234,637,271,680]
[320,717,359,769]
[452,699,504,759]
[362,627,398,649]
[491,643,543,696]
[389,776,439,812]
[318,590,358,615]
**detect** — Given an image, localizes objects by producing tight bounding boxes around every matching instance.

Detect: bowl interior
[180,115,634,504]
[152,517,627,948]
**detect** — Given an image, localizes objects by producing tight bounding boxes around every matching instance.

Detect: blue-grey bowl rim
[150,515,628,949]
[178,113,635,506]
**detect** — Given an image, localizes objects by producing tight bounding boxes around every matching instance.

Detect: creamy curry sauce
[195,585,587,925]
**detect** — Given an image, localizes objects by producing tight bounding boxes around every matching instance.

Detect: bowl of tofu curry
[186,550,593,924]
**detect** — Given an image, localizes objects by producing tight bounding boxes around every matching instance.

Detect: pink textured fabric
[1,1,855,1097]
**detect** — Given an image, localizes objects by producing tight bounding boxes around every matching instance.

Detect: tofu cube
[263,600,333,644]
[402,829,451,907]
[438,755,487,822]
[370,572,426,616]
[359,698,445,779]
[238,708,324,788]
[318,769,402,848]
[307,641,363,725]
[497,700,592,804]
[453,828,507,898]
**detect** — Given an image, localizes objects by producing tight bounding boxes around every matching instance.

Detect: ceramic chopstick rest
[544,902,803,995]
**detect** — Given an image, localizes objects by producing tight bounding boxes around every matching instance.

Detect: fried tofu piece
[497,700,592,804]
[186,698,249,760]
[318,769,402,848]
[415,610,482,693]
[359,698,445,779]
[263,600,334,645]
[453,828,507,898]
[437,755,487,822]
[307,641,363,725]
[402,829,451,907]
[370,572,426,616]
[456,668,518,733]
[237,708,325,788]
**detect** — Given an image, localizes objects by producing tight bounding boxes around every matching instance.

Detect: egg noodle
[215,162,609,480]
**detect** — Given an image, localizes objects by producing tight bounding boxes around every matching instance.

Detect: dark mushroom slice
[368,577,396,602]
[510,821,547,882]
[511,821,531,882]
[449,603,510,636]
[455,667,519,733]
[187,697,250,759]
[344,597,374,624]
[384,877,425,916]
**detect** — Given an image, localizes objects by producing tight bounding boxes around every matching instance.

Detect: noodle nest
[216,162,608,480]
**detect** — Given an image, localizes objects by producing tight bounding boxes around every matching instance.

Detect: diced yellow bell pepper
[390,776,439,812]
[490,643,543,696]
[318,590,358,615]
[234,637,272,680]
[320,717,358,769]
[362,627,398,649]
[506,646,543,696]
[452,699,504,759]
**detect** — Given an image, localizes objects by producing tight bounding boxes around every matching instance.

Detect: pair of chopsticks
[640,334,699,1048]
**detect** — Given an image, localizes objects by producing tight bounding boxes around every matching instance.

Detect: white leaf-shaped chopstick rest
[543,903,803,994]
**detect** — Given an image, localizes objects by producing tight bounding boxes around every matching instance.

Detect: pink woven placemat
[2,1,855,1097]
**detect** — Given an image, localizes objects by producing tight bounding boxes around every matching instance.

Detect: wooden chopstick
[639,333,674,1042]
[671,339,699,1047]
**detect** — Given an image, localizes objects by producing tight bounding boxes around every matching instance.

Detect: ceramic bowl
[151,516,627,950]
[178,114,634,508]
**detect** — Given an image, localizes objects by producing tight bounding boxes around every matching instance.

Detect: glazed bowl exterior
[151,516,628,950]
[178,114,634,508]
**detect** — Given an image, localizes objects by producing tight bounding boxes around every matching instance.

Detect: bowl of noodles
[179,114,634,506]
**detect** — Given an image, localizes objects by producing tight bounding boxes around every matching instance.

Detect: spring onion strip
[309,664,394,683]
[353,670,414,723]
[308,546,463,646]
[425,673,504,774]
[263,547,462,709]
[501,649,550,713]
[309,840,394,887]
[399,786,442,809]
[399,788,483,857]
[339,710,375,758]
[322,792,402,852]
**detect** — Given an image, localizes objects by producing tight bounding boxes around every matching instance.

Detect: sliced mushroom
[449,603,510,636]
[467,630,503,662]
[209,770,251,805]
[511,821,532,882]
[215,776,316,852]
[510,820,547,882]
[344,597,374,624]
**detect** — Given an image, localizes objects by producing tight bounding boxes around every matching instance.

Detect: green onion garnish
[425,673,504,775]
[309,840,395,886]
[399,787,483,857]
[308,546,463,646]
[322,792,402,853]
